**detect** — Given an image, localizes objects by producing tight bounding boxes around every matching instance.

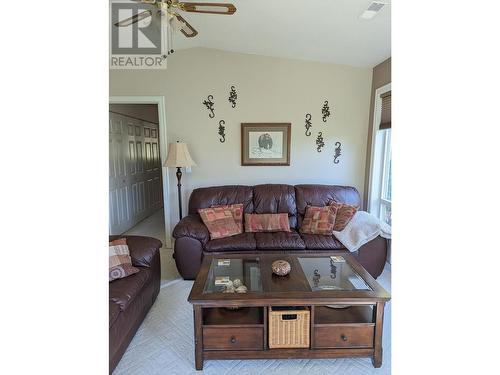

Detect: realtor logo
[110,1,166,69]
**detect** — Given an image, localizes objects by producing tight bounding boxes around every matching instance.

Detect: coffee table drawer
[314,325,374,348]
[203,327,264,350]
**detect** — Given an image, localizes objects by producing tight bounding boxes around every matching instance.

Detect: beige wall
[110,48,373,227]
[363,57,391,207]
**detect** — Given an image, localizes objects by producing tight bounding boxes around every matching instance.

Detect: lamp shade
[164,142,196,168]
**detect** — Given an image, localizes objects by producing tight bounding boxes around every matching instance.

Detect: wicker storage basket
[268,307,310,349]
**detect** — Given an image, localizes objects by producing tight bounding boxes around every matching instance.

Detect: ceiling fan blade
[172,13,198,37]
[114,10,152,27]
[179,2,236,15]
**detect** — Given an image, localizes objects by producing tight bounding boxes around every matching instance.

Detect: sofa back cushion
[295,184,361,227]
[252,184,297,229]
[188,185,253,214]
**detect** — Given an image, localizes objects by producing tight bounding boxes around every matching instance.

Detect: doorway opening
[109,97,179,284]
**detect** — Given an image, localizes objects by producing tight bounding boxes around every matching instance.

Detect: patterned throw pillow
[211,204,244,232]
[109,238,140,282]
[198,206,242,240]
[330,202,359,231]
[244,213,290,232]
[300,205,338,235]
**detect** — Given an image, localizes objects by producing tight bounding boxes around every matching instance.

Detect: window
[368,84,391,226]
[379,129,391,225]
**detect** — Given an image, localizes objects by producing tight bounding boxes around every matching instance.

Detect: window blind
[379,91,391,130]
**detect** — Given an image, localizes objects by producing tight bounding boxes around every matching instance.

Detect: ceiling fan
[114,0,237,42]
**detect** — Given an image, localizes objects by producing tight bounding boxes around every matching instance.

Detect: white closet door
[109,113,133,234]
[109,112,163,235]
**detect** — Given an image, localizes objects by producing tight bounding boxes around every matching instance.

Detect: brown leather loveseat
[173,184,387,280]
[109,235,162,373]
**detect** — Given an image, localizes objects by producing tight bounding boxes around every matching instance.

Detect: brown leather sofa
[173,184,388,280]
[109,235,162,373]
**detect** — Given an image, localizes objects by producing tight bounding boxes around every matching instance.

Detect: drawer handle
[341,334,348,342]
[230,336,236,344]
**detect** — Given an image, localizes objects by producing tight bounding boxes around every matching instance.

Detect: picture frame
[241,123,291,166]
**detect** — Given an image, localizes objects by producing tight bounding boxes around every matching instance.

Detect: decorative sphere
[235,285,248,293]
[272,260,291,276]
[223,285,235,293]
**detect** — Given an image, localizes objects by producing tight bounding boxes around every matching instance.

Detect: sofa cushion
[188,185,254,214]
[198,206,242,240]
[109,238,140,281]
[212,203,244,232]
[204,232,257,252]
[255,230,306,250]
[300,205,338,235]
[253,184,298,228]
[109,267,152,311]
[295,185,361,227]
[331,202,358,231]
[244,213,290,232]
[300,234,345,250]
[109,301,121,327]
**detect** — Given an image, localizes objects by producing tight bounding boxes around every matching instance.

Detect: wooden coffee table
[188,252,390,370]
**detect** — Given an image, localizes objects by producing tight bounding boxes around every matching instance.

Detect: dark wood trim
[203,348,374,360]
[193,305,203,370]
[372,301,385,368]
[310,305,316,350]
[263,306,268,350]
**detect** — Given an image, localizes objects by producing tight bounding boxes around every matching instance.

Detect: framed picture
[241,123,291,166]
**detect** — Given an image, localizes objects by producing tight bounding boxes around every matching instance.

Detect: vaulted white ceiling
[171,0,391,67]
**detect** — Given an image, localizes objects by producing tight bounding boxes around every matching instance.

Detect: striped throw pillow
[109,238,139,282]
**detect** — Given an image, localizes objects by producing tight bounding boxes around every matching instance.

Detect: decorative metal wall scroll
[228,85,237,108]
[322,100,331,122]
[316,132,325,152]
[304,113,312,136]
[333,141,342,164]
[202,95,215,118]
[218,120,226,143]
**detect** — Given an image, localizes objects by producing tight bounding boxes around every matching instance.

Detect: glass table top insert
[298,256,371,291]
[203,257,262,294]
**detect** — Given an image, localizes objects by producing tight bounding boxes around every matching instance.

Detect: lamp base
[176,167,182,220]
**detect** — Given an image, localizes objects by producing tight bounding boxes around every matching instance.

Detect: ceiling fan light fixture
[180,2,236,15]
[114,9,152,27]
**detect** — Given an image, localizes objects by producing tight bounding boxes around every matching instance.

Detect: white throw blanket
[332,211,391,252]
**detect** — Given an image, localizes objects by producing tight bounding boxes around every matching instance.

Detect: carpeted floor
[113,264,391,375]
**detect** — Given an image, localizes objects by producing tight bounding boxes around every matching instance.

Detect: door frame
[109,95,172,246]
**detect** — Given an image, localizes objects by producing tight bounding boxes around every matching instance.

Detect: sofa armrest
[172,214,210,245]
[110,235,162,268]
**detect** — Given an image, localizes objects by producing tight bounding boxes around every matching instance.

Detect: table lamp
[164,141,196,220]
